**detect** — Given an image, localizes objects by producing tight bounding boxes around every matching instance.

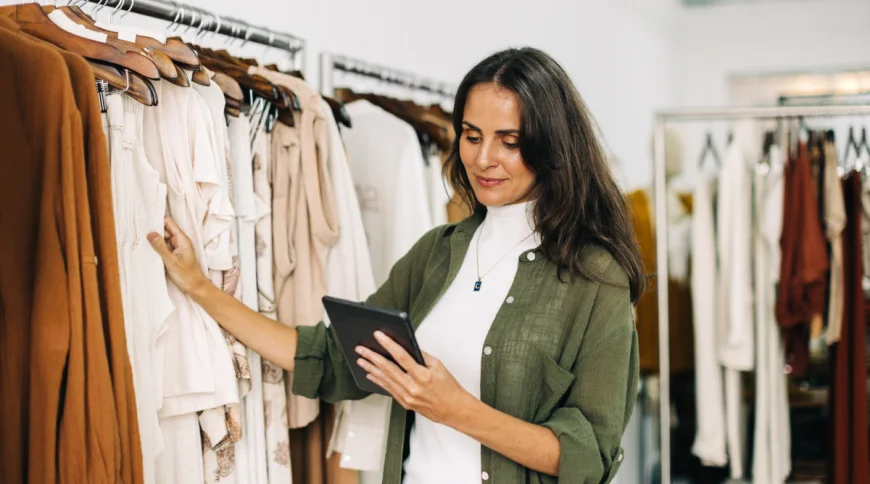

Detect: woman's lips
[476,176,505,188]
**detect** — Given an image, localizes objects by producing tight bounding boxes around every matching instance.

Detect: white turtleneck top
[402,200,540,484]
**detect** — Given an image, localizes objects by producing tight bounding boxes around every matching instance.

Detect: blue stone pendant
[474,280,482,292]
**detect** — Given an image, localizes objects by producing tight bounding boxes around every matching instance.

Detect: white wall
[679,0,870,107]
[669,0,870,182]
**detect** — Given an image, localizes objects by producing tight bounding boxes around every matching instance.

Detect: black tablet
[321,295,425,397]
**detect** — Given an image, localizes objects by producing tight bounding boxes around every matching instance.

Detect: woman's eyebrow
[462,121,519,135]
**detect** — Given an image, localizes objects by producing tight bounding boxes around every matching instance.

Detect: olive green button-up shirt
[293,211,639,483]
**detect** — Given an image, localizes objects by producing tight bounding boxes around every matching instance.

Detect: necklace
[474,226,536,292]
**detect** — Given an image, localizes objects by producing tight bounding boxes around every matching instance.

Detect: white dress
[143,80,239,484]
[251,122,293,482]
[228,112,269,484]
[690,166,727,468]
[751,145,791,484]
[716,143,754,479]
[195,77,253,484]
[318,99,382,475]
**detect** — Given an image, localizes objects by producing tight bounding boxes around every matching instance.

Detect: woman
[148,47,644,484]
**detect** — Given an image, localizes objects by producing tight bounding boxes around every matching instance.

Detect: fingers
[355,345,413,389]
[147,231,174,262]
[163,216,191,249]
[374,331,422,376]
[360,360,411,403]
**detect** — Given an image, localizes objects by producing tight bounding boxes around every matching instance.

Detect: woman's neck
[479,201,538,247]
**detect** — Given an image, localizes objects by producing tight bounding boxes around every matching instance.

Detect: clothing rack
[319,52,455,98]
[651,103,870,484]
[778,91,870,106]
[81,0,305,66]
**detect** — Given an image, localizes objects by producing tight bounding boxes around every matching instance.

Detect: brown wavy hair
[444,47,646,303]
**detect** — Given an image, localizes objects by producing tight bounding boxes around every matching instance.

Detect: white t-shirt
[342,100,433,286]
[402,201,540,484]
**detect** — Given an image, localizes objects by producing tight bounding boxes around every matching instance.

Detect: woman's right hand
[147,216,208,295]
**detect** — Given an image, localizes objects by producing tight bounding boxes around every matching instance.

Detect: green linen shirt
[293,211,639,484]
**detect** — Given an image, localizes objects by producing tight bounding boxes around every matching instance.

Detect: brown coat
[0,18,142,483]
[775,144,828,377]
[0,20,79,483]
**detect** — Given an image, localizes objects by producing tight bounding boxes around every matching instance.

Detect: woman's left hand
[356,332,474,427]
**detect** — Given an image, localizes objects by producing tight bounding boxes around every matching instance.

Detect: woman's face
[459,83,536,207]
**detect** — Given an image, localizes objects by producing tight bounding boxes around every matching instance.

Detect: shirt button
[481,471,490,481]
[526,252,536,261]
[616,451,624,463]
[483,346,492,356]
[505,296,514,304]
[348,432,355,439]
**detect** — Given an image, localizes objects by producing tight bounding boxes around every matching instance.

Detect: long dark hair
[445,47,646,303]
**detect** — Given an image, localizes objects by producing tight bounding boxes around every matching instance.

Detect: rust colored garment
[829,172,870,484]
[0,17,141,483]
[775,145,828,377]
[290,402,359,484]
[66,52,143,484]
[0,20,79,483]
[627,189,694,374]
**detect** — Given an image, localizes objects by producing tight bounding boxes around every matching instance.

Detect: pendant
[473,280,482,292]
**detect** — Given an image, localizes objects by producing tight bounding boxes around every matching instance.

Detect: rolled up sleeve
[292,322,370,403]
[541,282,639,483]
[292,225,444,404]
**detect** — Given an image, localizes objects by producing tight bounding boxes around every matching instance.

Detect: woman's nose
[474,141,499,170]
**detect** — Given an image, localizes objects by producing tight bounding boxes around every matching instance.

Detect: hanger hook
[182,9,198,37]
[108,0,124,24]
[169,6,184,33]
[207,14,221,42]
[241,24,253,47]
[118,0,134,20]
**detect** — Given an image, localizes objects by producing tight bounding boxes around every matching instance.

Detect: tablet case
[322,295,425,396]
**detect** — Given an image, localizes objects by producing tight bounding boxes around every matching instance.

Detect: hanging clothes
[341,99,434,286]
[829,171,870,484]
[143,79,239,484]
[776,143,828,377]
[626,188,694,375]
[823,142,847,345]
[0,17,146,483]
[251,120,294,484]
[317,97,384,479]
[751,144,791,484]
[228,112,269,484]
[689,169,727,468]
[251,67,340,433]
[195,72,251,484]
[716,142,754,479]
[106,93,177,484]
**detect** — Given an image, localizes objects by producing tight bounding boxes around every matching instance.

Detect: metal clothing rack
[82,0,305,65]
[319,52,455,98]
[651,103,870,484]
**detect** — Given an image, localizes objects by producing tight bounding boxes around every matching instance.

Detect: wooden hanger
[0,3,160,80]
[44,5,177,81]
[89,60,157,107]
[323,96,352,128]
[65,5,200,70]
[199,55,282,106]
